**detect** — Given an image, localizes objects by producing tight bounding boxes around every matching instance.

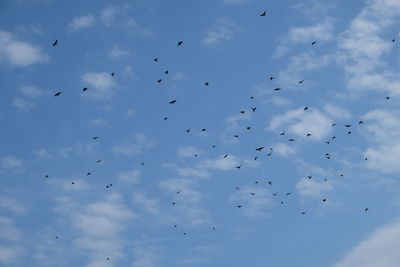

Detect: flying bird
[165,70,169,74]
[260,11,267,16]
[157,79,162,83]
[92,136,99,140]
[52,40,58,46]
[288,138,295,142]
[240,110,245,114]
[298,80,304,84]
[307,133,312,137]
[280,131,285,136]
[204,82,209,86]
[251,107,257,112]
[96,160,102,163]
[274,88,282,91]
[82,87,88,92]
[169,100,177,104]
[201,128,207,132]
[185,129,190,133]
[311,41,317,45]
[153,57,159,62]
[223,154,229,158]
[177,41,184,46]
[237,205,243,208]
[236,165,241,169]
[255,147,264,151]
[345,124,351,127]
[54,92,61,96]
[304,107,309,111]
[110,72,115,77]
[269,76,274,80]
[246,126,251,130]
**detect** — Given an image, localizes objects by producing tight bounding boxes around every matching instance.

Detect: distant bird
[347,131,352,134]
[269,76,274,80]
[177,41,184,46]
[345,124,351,127]
[193,154,198,158]
[240,110,245,114]
[250,192,255,196]
[54,92,61,96]
[311,41,317,45]
[331,136,337,140]
[304,106,309,111]
[237,205,243,208]
[204,82,209,86]
[110,72,115,77]
[358,121,364,125]
[106,258,110,261]
[45,175,49,178]
[172,202,176,205]
[307,175,312,179]
[141,162,145,166]
[176,190,181,194]
[236,165,241,169]
[280,131,285,136]
[307,133,312,137]
[164,117,168,120]
[223,154,229,158]
[365,208,369,212]
[71,182,75,185]
[86,172,91,176]
[234,135,239,138]
[272,193,277,196]
[153,57,159,62]
[332,123,336,127]
[322,198,327,202]
[286,192,291,196]
[267,151,272,156]
[288,138,295,142]
[212,227,216,230]
[250,96,254,99]
[165,70,169,74]
[52,40,58,46]
[157,79,162,83]
[251,107,257,112]
[169,100,177,104]
[274,88,282,91]
[255,147,264,151]
[96,160,102,163]
[235,186,239,190]
[82,87,88,92]
[298,80,304,84]
[386,96,390,100]
[301,211,306,214]
[212,145,216,148]
[186,129,190,133]
[325,153,331,159]
[268,181,272,186]
[255,181,259,184]
[392,39,396,42]
[260,11,267,16]
[254,157,259,160]
[246,126,251,130]
[92,136,99,140]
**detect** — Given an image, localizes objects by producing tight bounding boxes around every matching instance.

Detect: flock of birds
[41,9,396,262]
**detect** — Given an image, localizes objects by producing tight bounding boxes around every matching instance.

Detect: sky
[1,0,400,266]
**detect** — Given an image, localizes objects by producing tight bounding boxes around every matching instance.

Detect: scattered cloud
[203,17,240,46]
[68,14,96,31]
[118,169,141,185]
[0,156,26,173]
[81,72,117,100]
[112,133,157,156]
[0,30,48,67]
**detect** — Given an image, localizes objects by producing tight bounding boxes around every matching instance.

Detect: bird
[304,107,309,111]
[288,138,295,142]
[332,123,336,127]
[157,79,162,83]
[204,82,209,86]
[392,39,396,42]
[212,145,216,148]
[255,147,264,151]
[236,165,241,169]
[322,198,327,202]
[106,258,110,261]
[223,154,229,158]
[325,141,331,144]
[176,190,181,194]
[345,124,352,127]
[298,80,304,84]
[163,117,168,120]
[267,151,272,156]
[235,187,239,190]
[86,172,91,176]
[237,205,243,208]
[110,72,115,77]
[272,193,277,196]
[268,181,272,186]
[82,87,88,92]
[260,11,267,16]
[169,100,177,104]
[45,175,49,178]
[274,88,282,91]
[365,208,369,212]
[96,160,102,163]
[212,227,216,230]
[246,126,251,130]
[54,92,61,96]
[52,40,58,46]
[254,157,259,160]
[286,192,291,196]
[311,41,317,45]
[307,175,312,179]
[201,128,207,132]
[386,96,390,100]
[193,154,198,158]
[301,211,306,214]
[280,131,285,136]
[269,76,274,80]
[240,110,245,114]
[165,70,169,74]
[92,136,99,140]
[177,41,184,46]
[347,131,352,134]
[71,182,75,185]
[251,107,257,112]
[306,133,312,137]
[172,202,176,205]
[234,135,239,138]
[325,153,331,159]
[250,192,256,196]
[358,120,364,125]
[153,57,159,62]
[185,129,190,133]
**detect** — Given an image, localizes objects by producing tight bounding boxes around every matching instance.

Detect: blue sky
[1,0,400,266]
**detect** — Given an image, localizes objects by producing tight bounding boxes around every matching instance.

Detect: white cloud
[273,142,296,157]
[323,104,352,119]
[81,72,117,100]
[132,246,161,267]
[203,17,240,46]
[12,97,35,110]
[68,14,96,31]
[100,6,121,25]
[200,155,240,171]
[118,169,141,185]
[0,30,48,67]
[0,246,24,264]
[0,197,27,214]
[109,45,130,59]
[112,133,156,156]
[334,218,400,267]
[268,107,333,140]
[0,156,26,173]
[0,217,22,241]
[132,192,159,215]
[19,85,44,97]
[296,178,333,198]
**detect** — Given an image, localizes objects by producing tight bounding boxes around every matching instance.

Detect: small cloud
[273,143,296,157]
[81,72,117,100]
[118,169,141,185]
[68,14,95,31]
[0,30,48,67]
[203,17,240,46]
[296,178,333,199]
[112,133,156,156]
[33,148,51,159]
[0,156,26,173]
[12,97,35,110]
[109,45,131,59]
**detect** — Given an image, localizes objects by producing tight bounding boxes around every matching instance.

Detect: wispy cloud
[112,133,157,156]
[81,72,117,100]
[68,14,96,31]
[203,17,240,46]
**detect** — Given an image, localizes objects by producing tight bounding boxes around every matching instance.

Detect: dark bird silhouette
[272,193,277,196]
[236,165,241,169]
[234,135,239,138]
[237,205,243,208]
[251,107,257,112]
[332,123,336,127]
[280,131,285,136]
[110,72,115,77]
[212,227,216,230]
[286,192,291,196]
[322,198,327,202]
[177,41,184,46]
[358,120,364,125]
[169,100,177,104]
[176,190,181,194]
[71,182,75,185]
[86,172,91,176]
[269,76,274,80]
[298,80,304,84]
[52,40,58,46]
[193,154,198,158]
[186,129,190,133]
[92,136,99,140]
[307,133,312,137]
[250,192,256,196]
[246,126,251,130]
[96,160,102,163]
[172,202,176,205]
[254,157,259,160]
[308,175,312,179]
[255,147,264,151]
[274,88,282,91]
[223,154,229,158]
[268,181,272,186]
[311,41,317,45]
[165,70,169,74]
[212,145,216,148]
[386,96,390,100]
[45,175,49,178]
[288,138,295,142]
[204,82,209,86]
[304,107,309,111]
[365,208,369,212]
[54,92,61,96]
[164,117,168,120]
[325,153,331,159]
[325,141,331,144]
[267,151,272,156]
[153,57,159,62]
[392,39,396,42]
[260,11,267,16]
[240,110,245,114]
[157,79,162,83]
[106,258,110,261]
[83,87,88,92]
[348,131,352,134]
[235,186,239,190]
[345,124,351,127]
